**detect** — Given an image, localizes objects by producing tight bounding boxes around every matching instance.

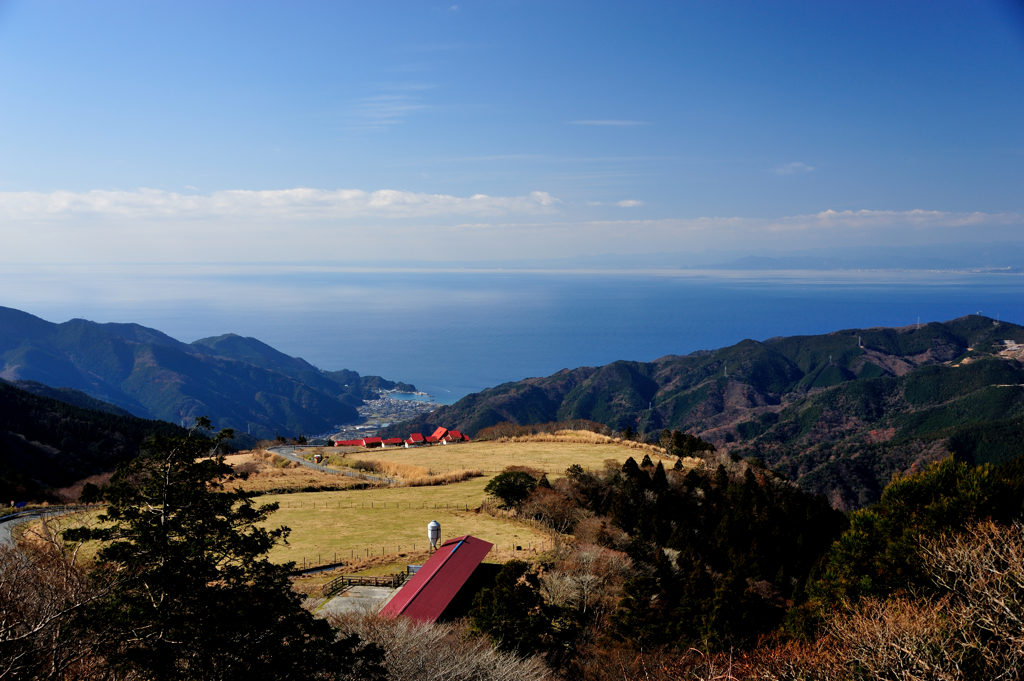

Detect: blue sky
[1,0,1022,263]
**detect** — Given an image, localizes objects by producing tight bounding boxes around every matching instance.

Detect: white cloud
[569,120,650,126]
[616,200,643,207]
[0,187,561,221]
[2,195,1020,265]
[774,162,815,175]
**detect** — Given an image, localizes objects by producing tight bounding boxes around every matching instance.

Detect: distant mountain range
[0,306,413,444]
[383,315,1024,509]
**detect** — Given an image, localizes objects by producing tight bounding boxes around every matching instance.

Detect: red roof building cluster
[333,428,470,448]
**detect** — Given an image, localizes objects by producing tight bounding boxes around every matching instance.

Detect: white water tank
[428,520,441,549]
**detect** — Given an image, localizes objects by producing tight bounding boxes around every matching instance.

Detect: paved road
[0,507,84,548]
[267,446,397,485]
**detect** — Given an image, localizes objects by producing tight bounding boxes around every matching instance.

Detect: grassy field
[257,476,549,568]
[322,438,666,477]
[44,440,670,572]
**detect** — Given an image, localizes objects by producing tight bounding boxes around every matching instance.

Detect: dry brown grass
[221,451,374,494]
[499,429,673,458]
[360,439,686,478]
[330,456,485,488]
[403,469,484,486]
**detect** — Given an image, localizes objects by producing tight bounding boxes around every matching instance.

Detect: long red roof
[379,535,493,623]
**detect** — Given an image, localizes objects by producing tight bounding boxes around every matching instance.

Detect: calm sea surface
[4,265,1024,404]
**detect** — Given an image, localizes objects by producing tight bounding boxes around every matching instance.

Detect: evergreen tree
[471,560,562,656]
[651,462,668,493]
[66,418,382,681]
[483,471,538,510]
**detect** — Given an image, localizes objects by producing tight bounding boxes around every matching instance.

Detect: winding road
[0,506,85,548]
[267,446,397,485]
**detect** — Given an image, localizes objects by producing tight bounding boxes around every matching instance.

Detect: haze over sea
[4,265,1024,405]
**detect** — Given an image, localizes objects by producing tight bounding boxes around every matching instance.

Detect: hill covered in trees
[0,306,413,442]
[385,315,1024,509]
[0,380,191,501]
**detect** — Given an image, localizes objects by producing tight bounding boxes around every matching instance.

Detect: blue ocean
[5,266,1024,404]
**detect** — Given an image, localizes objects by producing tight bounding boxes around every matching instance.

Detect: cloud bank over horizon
[0,187,560,221]
[3,186,1021,264]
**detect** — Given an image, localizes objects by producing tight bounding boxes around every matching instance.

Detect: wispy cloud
[0,188,561,220]
[349,94,427,129]
[569,120,650,126]
[344,82,437,130]
[774,162,815,175]
[616,199,644,207]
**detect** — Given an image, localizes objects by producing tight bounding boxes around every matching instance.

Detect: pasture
[256,477,548,567]
[39,439,684,572]
[331,437,666,477]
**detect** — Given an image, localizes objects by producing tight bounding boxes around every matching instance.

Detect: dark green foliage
[951,417,1024,467]
[557,361,659,429]
[0,379,190,500]
[543,460,847,650]
[904,359,1024,406]
[807,457,1024,612]
[660,429,716,456]
[470,560,570,658]
[64,419,383,681]
[484,471,539,509]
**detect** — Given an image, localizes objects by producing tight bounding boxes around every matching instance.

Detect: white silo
[428,520,441,551]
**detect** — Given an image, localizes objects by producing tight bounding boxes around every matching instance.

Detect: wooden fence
[321,572,407,598]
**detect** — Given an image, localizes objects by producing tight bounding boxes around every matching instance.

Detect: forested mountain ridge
[0,379,190,501]
[385,315,1024,509]
[0,306,412,441]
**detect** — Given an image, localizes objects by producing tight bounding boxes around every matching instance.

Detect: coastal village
[331,425,470,448]
[327,391,438,443]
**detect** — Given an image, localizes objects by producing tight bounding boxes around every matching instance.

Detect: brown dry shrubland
[747,521,1024,681]
[330,611,552,681]
[0,532,115,679]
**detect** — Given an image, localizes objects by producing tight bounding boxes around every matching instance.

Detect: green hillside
[0,380,190,501]
[0,306,412,440]
[384,316,1024,509]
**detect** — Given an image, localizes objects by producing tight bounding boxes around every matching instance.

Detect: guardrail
[321,572,407,598]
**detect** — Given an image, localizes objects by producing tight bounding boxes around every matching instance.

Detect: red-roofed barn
[379,535,493,623]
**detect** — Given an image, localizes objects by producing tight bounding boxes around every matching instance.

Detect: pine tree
[651,462,668,492]
[65,418,382,681]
